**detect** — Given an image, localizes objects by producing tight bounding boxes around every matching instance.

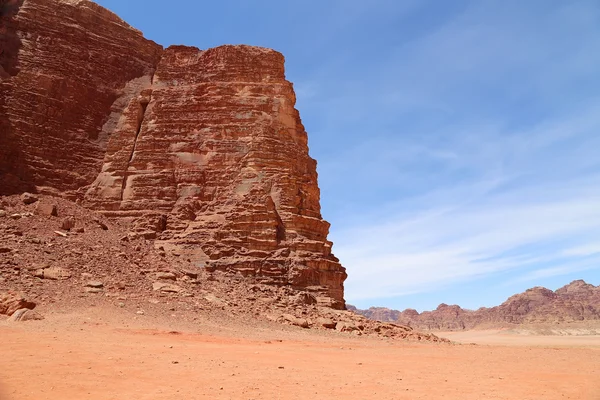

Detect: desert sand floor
[1,309,599,400]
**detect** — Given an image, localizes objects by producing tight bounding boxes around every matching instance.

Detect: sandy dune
[1,309,599,400]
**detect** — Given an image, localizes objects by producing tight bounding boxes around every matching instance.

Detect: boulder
[0,292,36,316]
[21,193,38,205]
[10,309,44,322]
[35,202,58,217]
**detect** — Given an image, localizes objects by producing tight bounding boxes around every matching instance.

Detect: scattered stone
[203,294,226,306]
[54,230,68,237]
[336,321,358,332]
[94,218,108,230]
[21,192,38,205]
[152,282,183,293]
[86,281,104,289]
[85,288,103,294]
[0,292,36,316]
[34,267,72,280]
[156,272,176,281]
[181,269,198,279]
[0,210,7,217]
[282,314,310,328]
[316,317,336,329]
[136,310,145,315]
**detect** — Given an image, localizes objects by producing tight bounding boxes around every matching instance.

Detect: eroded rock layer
[0,0,347,307]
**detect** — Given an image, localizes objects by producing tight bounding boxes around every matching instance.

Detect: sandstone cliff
[350,280,600,330]
[0,0,346,307]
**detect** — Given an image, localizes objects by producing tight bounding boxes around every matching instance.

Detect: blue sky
[95,0,600,311]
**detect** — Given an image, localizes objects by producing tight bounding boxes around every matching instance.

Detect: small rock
[54,230,68,237]
[152,282,183,293]
[21,192,38,205]
[36,202,58,216]
[93,218,108,230]
[156,272,176,281]
[0,210,6,217]
[316,317,336,329]
[61,216,76,231]
[335,321,358,332]
[85,288,103,294]
[136,310,145,315]
[34,267,71,280]
[117,302,125,307]
[86,281,104,289]
[181,269,198,279]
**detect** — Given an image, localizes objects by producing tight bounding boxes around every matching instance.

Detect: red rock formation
[346,305,401,322]
[353,280,600,330]
[1,0,346,307]
[0,0,162,195]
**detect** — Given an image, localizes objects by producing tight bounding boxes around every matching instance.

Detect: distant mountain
[349,280,600,331]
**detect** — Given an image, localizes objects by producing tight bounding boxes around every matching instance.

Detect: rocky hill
[1,0,345,308]
[350,280,600,331]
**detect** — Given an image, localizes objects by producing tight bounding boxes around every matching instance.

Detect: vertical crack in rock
[120,95,150,201]
[274,206,286,244]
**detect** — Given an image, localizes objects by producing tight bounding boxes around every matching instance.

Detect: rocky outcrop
[352,280,600,330]
[0,0,346,307]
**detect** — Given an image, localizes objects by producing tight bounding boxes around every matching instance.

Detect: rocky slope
[0,194,447,342]
[351,281,600,331]
[1,0,345,307]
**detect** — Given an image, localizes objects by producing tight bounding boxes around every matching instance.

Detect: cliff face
[352,280,600,330]
[0,0,346,307]
[0,0,162,194]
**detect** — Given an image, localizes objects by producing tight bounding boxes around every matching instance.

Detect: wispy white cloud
[309,1,600,304]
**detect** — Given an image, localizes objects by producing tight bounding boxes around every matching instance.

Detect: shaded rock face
[0,0,346,307]
[352,280,600,330]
